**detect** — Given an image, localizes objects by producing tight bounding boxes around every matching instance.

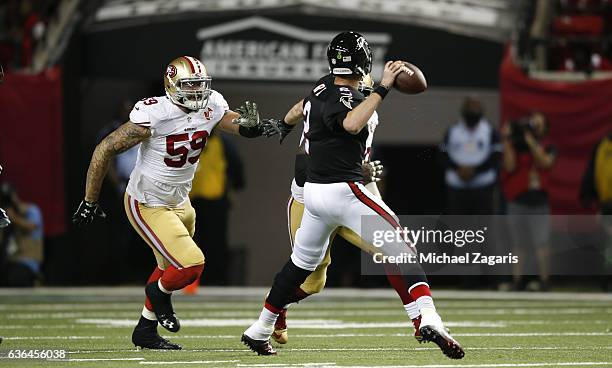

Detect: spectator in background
[502,112,556,291]
[3,0,45,71]
[97,100,138,195]
[184,132,245,293]
[580,130,612,290]
[0,183,44,287]
[440,97,501,215]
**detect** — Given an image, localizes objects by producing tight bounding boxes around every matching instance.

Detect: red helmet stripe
[182,56,195,73]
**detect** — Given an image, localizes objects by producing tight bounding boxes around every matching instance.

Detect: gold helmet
[358,73,374,96]
[164,56,212,110]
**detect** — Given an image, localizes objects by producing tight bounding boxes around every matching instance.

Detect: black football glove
[261,119,295,144]
[72,200,106,227]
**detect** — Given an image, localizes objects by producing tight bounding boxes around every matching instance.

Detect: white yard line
[0,301,609,312]
[326,363,611,368]
[173,332,612,339]
[52,358,144,362]
[2,319,610,331]
[236,364,336,367]
[64,346,612,354]
[5,331,610,342]
[139,360,239,365]
[2,336,105,340]
[1,287,610,302]
[10,307,610,320]
[76,318,506,329]
[74,318,611,330]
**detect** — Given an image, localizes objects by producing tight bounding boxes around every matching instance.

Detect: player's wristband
[239,125,262,138]
[373,85,389,100]
[280,120,295,132]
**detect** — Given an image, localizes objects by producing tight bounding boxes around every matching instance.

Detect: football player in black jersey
[242,31,464,359]
[270,75,426,346]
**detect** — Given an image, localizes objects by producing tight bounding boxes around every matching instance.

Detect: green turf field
[0,288,610,367]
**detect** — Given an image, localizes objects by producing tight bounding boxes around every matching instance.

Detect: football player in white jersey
[73,56,272,350]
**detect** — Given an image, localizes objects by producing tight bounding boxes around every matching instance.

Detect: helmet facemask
[358,74,374,96]
[167,75,212,111]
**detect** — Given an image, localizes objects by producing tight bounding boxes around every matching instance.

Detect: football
[394,61,427,94]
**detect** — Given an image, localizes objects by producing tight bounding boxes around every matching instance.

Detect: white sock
[415,295,435,312]
[244,307,278,340]
[417,296,444,328]
[141,306,156,321]
[404,301,420,320]
[158,279,172,294]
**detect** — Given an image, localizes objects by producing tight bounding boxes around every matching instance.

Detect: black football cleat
[145,282,181,333]
[132,318,182,350]
[241,334,277,356]
[419,325,465,359]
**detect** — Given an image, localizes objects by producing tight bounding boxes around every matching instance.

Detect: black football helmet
[327,31,372,77]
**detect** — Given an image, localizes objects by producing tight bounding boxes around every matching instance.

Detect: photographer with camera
[0,183,44,286]
[502,112,556,291]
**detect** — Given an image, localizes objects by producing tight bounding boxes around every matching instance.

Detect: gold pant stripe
[287,196,295,248]
[126,195,183,268]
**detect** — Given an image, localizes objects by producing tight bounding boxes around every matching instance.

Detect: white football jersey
[126,91,229,207]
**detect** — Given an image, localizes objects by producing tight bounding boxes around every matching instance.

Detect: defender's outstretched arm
[85,122,151,202]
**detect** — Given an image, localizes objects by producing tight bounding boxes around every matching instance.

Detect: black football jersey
[303,74,369,183]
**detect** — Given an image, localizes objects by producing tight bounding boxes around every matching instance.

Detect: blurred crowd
[0,0,58,72]
[519,0,612,73]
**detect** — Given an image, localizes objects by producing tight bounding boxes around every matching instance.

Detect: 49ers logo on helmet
[166,64,177,78]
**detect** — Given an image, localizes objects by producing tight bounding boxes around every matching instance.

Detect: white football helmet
[164,56,211,110]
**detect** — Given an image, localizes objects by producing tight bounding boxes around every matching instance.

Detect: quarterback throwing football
[243,32,464,359]
[73,56,270,350]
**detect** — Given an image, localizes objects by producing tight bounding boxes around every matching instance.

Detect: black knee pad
[267,259,312,309]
